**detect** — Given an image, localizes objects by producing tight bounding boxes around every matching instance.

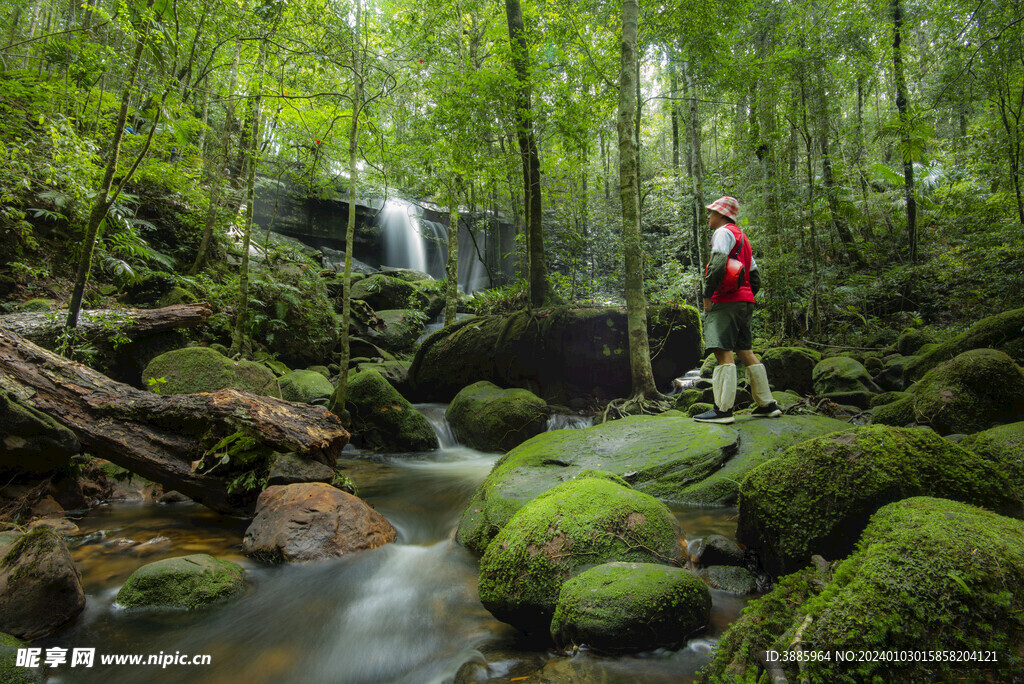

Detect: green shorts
[703,301,754,351]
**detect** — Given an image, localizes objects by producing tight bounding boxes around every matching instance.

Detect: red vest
[711,224,755,304]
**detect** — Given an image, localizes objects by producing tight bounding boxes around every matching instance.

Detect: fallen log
[0,325,348,517]
[0,303,214,347]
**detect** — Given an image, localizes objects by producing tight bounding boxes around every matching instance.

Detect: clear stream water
[40,410,748,684]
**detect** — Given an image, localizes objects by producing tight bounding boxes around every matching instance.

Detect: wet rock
[408,305,702,404]
[737,425,1021,576]
[456,414,851,555]
[760,346,821,395]
[873,348,1024,435]
[27,518,79,536]
[1,632,42,684]
[703,497,1024,683]
[700,565,756,595]
[346,369,437,452]
[812,357,880,406]
[478,472,686,634]
[446,381,547,453]
[115,554,244,609]
[0,529,85,639]
[351,275,428,311]
[550,562,711,653]
[905,307,1024,381]
[278,370,334,405]
[267,452,336,486]
[371,309,426,352]
[696,534,743,567]
[242,483,396,562]
[157,490,190,504]
[0,390,81,475]
[142,347,280,397]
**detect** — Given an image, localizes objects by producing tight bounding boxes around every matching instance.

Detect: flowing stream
[41,412,748,683]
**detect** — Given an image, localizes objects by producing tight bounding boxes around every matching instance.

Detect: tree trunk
[684,61,705,267]
[329,0,364,422]
[505,0,547,307]
[892,0,917,263]
[0,303,212,348]
[67,0,156,328]
[445,186,460,327]
[670,57,680,173]
[0,327,348,517]
[618,0,658,399]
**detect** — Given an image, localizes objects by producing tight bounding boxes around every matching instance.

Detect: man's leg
[696,348,737,423]
[737,349,782,417]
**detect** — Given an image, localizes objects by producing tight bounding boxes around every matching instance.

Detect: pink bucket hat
[706,196,739,221]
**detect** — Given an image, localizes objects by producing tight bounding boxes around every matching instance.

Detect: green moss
[896,327,936,356]
[674,388,703,412]
[278,369,334,405]
[445,381,547,452]
[871,395,916,427]
[905,307,1024,381]
[115,554,245,609]
[870,390,911,408]
[811,356,876,396]
[961,421,1024,502]
[687,402,714,417]
[478,474,686,634]
[760,346,821,395]
[16,299,56,313]
[737,425,1022,576]
[346,369,437,452]
[550,562,711,653]
[142,347,281,397]
[1,630,41,684]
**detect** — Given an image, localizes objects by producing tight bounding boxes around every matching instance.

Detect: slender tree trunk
[892,0,917,263]
[817,86,864,266]
[67,0,156,328]
[684,61,705,267]
[996,91,1024,226]
[618,0,658,399]
[669,57,680,173]
[329,0,364,422]
[505,0,547,307]
[445,185,460,327]
[800,75,820,334]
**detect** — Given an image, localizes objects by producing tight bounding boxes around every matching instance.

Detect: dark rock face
[0,529,85,639]
[0,390,81,475]
[242,483,396,562]
[408,305,702,403]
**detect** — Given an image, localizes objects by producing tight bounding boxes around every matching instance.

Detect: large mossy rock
[811,356,878,407]
[736,425,1021,576]
[905,307,1024,381]
[242,483,396,562]
[760,347,821,395]
[456,414,850,555]
[872,348,1024,435]
[115,554,245,609]
[1,632,41,684]
[408,305,702,404]
[142,347,280,397]
[446,381,547,452]
[550,562,711,653]
[371,309,426,352]
[350,275,428,312]
[278,369,334,405]
[0,390,80,474]
[0,529,85,639]
[478,472,686,634]
[346,369,438,452]
[894,327,936,356]
[960,421,1024,500]
[700,497,1024,683]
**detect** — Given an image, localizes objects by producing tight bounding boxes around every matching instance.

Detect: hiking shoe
[752,402,782,418]
[694,407,734,424]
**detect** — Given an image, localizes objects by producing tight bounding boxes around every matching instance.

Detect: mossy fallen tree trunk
[0,326,348,517]
[0,303,214,348]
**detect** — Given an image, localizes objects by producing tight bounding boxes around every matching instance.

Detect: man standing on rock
[694,196,781,424]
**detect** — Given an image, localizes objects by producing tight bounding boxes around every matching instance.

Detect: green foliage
[469,279,529,316]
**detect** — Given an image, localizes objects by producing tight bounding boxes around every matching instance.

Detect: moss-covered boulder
[905,308,1024,381]
[759,347,821,395]
[142,347,280,397]
[457,414,851,554]
[408,305,702,404]
[737,425,1021,576]
[1,631,41,684]
[372,309,426,352]
[549,562,711,653]
[351,275,427,312]
[14,299,56,313]
[478,473,686,634]
[0,390,80,475]
[700,497,1024,683]
[0,529,85,639]
[700,565,756,595]
[278,369,334,405]
[673,388,704,412]
[873,348,1024,435]
[961,421,1024,501]
[812,356,878,406]
[115,554,244,609]
[895,327,935,356]
[346,370,437,452]
[446,381,547,453]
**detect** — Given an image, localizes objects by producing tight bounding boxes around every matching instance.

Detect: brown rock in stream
[242,483,396,562]
[0,528,85,639]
